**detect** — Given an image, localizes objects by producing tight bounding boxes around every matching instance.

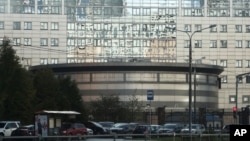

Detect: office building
[0,0,249,114]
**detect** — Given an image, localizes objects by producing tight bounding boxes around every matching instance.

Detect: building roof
[35,110,81,115]
[30,62,224,75]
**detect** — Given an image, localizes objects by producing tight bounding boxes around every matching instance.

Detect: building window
[229,95,236,103]
[51,38,59,46]
[194,40,202,48]
[221,75,227,83]
[51,22,59,30]
[143,8,150,16]
[210,40,217,48]
[246,76,250,83]
[195,24,202,31]
[210,25,217,32]
[220,40,227,48]
[40,38,48,46]
[24,38,32,46]
[236,25,242,32]
[77,38,85,47]
[210,60,217,65]
[0,21,4,29]
[243,96,250,103]
[40,22,48,30]
[22,58,32,69]
[51,58,59,64]
[236,60,242,68]
[246,40,250,48]
[184,40,190,48]
[246,60,250,68]
[132,8,140,15]
[24,22,32,30]
[184,24,191,32]
[24,6,35,14]
[0,5,5,13]
[67,23,75,30]
[220,25,227,32]
[13,22,21,30]
[51,6,60,14]
[40,58,48,65]
[220,60,227,67]
[13,38,21,46]
[67,38,75,46]
[93,7,101,15]
[235,40,242,48]
[246,25,250,32]
[220,10,228,16]
[104,7,111,15]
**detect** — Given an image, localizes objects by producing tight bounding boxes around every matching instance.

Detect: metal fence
[1,133,230,141]
[155,108,249,130]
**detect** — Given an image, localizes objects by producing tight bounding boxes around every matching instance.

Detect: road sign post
[147,90,154,101]
[147,90,154,141]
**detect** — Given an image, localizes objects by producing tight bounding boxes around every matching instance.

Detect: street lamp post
[166,24,216,136]
[235,72,250,124]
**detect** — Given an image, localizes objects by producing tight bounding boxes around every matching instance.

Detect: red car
[60,123,87,135]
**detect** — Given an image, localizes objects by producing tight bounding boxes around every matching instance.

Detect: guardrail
[0,133,230,141]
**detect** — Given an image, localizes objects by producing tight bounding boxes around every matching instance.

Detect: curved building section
[30,62,223,109]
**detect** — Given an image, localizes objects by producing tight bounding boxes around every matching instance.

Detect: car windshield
[135,126,148,130]
[92,122,103,128]
[113,123,127,128]
[164,125,176,129]
[99,122,113,128]
[191,125,197,129]
[184,125,199,129]
[0,123,6,128]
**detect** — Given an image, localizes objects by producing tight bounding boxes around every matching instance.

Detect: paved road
[85,139,151,141]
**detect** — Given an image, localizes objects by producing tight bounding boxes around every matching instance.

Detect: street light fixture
[166,24,216,136]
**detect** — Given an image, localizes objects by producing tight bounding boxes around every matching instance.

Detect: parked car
[132,124,151,134]
[11,125,34,136]
[128,123,140,133]
[60,122,87,135]
[150,125,161,133]
[181,124,206,134]
[0,121,21,136]
[221,124,238,134]
[98,121,114,133]
[110,123,130,134]
[87,128,93,135]
[84,121,108,135]
[160,123,184,133]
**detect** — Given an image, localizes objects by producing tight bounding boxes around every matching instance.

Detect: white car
[87,128,93,135]
[0,121,21,136]
[181,124,206,134]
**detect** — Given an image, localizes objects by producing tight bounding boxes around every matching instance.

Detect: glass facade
[65,0,178,63]
[1,0,250,110]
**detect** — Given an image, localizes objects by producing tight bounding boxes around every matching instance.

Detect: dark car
[133,125,151,134]
[84,121,108,135]
[221,124,238,134]
[60,123,87,135]
[11,125,35,136]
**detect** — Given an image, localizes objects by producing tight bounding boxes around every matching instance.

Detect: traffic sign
[147,90,154,101]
